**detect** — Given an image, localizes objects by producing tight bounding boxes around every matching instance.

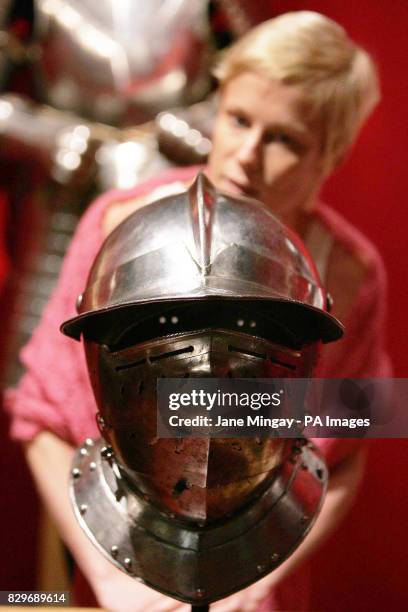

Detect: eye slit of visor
[107,301,304,352]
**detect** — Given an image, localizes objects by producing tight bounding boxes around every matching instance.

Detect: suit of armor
[0,0,218,385]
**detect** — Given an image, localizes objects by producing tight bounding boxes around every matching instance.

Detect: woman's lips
[222,177,258,198]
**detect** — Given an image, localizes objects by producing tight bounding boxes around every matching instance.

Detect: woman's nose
[236,129,262,169]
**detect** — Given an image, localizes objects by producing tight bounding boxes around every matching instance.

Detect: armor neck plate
[70,438,327,605]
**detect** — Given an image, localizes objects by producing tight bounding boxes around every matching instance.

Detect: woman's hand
[94,564,191,612]
[209,575,275,612]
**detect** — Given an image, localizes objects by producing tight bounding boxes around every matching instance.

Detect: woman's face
[207,72,325,229]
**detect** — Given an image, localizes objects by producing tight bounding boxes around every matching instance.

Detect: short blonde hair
[214,11,380,173]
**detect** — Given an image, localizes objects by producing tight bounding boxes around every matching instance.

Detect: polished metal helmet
[63,172,342,343]
[64,173,342,604]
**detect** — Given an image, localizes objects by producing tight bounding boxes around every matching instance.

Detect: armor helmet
[63,172,342,603]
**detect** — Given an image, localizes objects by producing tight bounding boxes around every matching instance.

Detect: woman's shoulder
[311,203,386,323]
[315,203,384,271]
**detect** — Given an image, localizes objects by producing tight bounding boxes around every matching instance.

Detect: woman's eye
[230,113,249,128]
[264,131,294,146]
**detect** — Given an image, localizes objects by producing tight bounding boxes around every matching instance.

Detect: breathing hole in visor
[116,358,147,372]
[228,345,297,370]
[115,347,194,371]
[228,345,267,360]
[270,357,297,371]
[149,346,194,362]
